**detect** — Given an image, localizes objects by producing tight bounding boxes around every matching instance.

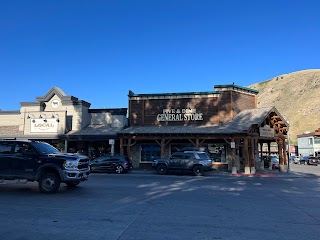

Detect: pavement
[130,166,304,178]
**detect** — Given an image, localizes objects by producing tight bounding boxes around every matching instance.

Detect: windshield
[198,152,210,159]
[30,142,60,154]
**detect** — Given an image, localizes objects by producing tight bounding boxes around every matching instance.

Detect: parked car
[152,151,212,176]
[270,156,279,169]
[289,156,300,164]
[89,154,132,173]
[292,156,300,164]
[300,156,318,166]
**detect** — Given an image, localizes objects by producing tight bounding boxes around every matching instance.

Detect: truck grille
[78,159,89,170]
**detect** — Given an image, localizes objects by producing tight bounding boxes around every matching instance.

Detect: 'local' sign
[157,108,203,122]
[30,119,58,133]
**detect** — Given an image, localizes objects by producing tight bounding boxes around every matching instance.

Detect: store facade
[119,85,289,173]
[0,87,127,158]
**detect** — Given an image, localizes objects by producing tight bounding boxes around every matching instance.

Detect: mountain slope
[248,69,320,144]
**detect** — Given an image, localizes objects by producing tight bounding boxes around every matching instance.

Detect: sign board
[30,119,58,133]
[109,139,115,145]
[156,108,204,122]
[259,125,274,137]
[230,142,235,148]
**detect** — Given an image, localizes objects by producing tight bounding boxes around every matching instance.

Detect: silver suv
[152,151,212,176]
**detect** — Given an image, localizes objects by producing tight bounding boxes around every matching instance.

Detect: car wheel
[193,165,204,176]
[38,173,61,194]
[115,165,124,174]
[66,181,80,187]
[156,164,167,175]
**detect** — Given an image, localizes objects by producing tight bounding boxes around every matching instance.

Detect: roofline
[128,84,259,98]
[128,90,218,98]
[214,84,259,94]
[89,108,127,115]
[0,111,20,115]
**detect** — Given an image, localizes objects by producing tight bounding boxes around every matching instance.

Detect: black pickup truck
[0,140,90,193]
[152,151,213,176]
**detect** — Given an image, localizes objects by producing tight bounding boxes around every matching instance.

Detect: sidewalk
[131,167,306,178]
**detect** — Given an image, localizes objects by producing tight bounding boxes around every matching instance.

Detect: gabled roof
[20,86,91,108]
[36,86,67,102]
[225,106,288,131]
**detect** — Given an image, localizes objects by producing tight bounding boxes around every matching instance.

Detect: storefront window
[170,144,192,154]
[141,144,161,162]
[208,143,226,162]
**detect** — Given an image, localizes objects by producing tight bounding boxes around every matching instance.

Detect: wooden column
[250,138,255,167]
[278,138,283,165]
[195,138,199,147]
[127,138,132,160]
[243,137,250,174]
[161,138,165,158]
[282,138,287,165]
[231,138,237,174]
[120,138,124,155]
[259,143,263,160]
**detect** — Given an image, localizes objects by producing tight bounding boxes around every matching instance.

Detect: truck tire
[193,165,204,176]
[156,164,167,175]
[38,173,61,194]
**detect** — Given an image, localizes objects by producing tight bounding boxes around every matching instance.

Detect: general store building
[118,84,290,173]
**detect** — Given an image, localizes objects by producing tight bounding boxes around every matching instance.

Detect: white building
[0,87,127,157]
[297,128,320,157]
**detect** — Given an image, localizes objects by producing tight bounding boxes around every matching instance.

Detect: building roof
[118,106,285,135]
[65,124,123,140]
[128,84,259,98]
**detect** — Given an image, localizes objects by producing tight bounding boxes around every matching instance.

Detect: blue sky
[1,0,319,110]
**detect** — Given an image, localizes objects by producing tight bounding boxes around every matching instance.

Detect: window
[0,142,13,154]
[198,152,210,159]
[208,143,226,162]
[314,138,320,144]
[308,138,313,145]
[141,144,161,162]
[14,143,35,154]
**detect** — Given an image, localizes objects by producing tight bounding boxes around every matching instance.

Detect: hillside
[248,69,320,145]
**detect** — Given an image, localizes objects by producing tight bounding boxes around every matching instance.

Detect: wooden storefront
[118,85,289,173]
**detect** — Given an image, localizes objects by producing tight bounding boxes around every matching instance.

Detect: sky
[1,0,319,110]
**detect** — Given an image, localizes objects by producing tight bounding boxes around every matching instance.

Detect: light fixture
[27,113,35,119]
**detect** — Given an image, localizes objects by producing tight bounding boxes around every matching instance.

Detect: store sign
[259,125,274,137]
[157,108,204,122]
[30,119,58,133]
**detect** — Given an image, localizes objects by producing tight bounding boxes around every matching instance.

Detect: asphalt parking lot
[1,165,320,240]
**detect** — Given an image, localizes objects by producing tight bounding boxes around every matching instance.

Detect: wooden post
[244,137,250,174]
[195,138,199,147]
[161,138,165,158]
[231,138,237,174]
[250,138,255,173]
[278,138,283,165]
[283,138,287,165]
[127,138,132,161]
[120,138,124,156]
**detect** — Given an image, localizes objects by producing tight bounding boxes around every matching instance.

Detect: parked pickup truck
[152,151,212,176]
[0,140,90,193]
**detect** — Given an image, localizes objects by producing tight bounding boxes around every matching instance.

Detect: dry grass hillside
[248,69,320,145]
